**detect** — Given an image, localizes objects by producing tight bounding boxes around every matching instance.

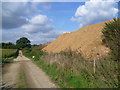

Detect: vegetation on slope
[23,19,119,88]
[102,18,120,88]
[102,18,120,59]
[1,49,18,65]
[23,48,118,88]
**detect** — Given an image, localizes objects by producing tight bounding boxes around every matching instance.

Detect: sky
[1,0,119,44]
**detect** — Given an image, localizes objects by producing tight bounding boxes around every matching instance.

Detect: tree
[0,42,16,49]
[16,37,31,49]
[102,18,120,60]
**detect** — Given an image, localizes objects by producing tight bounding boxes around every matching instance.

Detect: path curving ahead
[2,51,57,88]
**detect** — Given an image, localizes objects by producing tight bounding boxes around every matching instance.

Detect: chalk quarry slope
[43,20,112,59]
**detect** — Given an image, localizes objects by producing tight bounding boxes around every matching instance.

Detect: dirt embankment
[43,20,113,59]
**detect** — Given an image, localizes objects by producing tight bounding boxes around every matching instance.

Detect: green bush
[102,18,120,60]
[102,18,119,88]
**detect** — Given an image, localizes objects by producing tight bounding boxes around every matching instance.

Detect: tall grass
[43,49,118,88]
[23,47,118,88]
[1,49,18,65]
[23,19,119,88]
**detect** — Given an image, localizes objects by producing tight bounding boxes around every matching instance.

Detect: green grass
[1,49,18,65]
[24,52,88,88]
[2,49,17,56]
[23,47,118,88]
[23,48,90,88]
[17,70,27,88]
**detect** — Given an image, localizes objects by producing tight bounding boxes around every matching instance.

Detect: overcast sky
[1,0,119,44]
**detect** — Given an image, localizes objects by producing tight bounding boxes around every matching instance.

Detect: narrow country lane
[2,51,57,88]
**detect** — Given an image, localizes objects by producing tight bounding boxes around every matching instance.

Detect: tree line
[1,37,31,49]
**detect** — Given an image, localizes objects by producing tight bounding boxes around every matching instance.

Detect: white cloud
[28,30,63,44]
[2,2,64,44]
[23,30,63,44]
[30,15,49,25]
[2,29,64,44]
[2,2,38,29]
[71,0,118,27]
[22,24,54,33]
[3,0,120,2]
[22,14,54,33]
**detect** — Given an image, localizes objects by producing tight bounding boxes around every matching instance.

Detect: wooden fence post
[93,59,96,74]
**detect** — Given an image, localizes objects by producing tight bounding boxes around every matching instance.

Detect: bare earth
[2,51,57,88]
[43,20,113,59]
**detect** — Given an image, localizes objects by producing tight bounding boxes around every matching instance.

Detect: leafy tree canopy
[16,37,31,49]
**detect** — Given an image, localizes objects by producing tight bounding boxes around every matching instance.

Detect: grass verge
[23,51,88,88]
[1,49,18,66]
[23,47,118,88]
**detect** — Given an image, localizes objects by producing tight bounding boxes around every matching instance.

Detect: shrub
[43,49,118,88]
[102,18,120,60]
